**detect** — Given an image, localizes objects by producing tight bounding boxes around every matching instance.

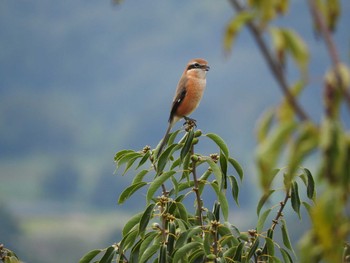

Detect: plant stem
[271,189,290,231]
[228,0,309,122]
[191,145,204,228]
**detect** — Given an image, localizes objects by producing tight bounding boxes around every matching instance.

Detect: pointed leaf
[132,169,149,184]
[228,175,239,206]
[257,189,275,216]
[303,168,315,200]
[228,157,244,181]
[173,242,202,263]
[180,129,194,161]
[290,181,301,218]
[139,203,156,238]
[257,208,272,233]
[280,247,293,263]
[99,246,115,263]
[118,182,148,204]
[157,144,180,174]
[220,151,228,190]
[139,244,160,263]
[247,238,260,260]
[281,219,294,253]
[205,133,229,157]
[147,171,176,203]
[210,181,229,221]
[122,212,142,236]
[204,157,222,189]
[78,249,102,263]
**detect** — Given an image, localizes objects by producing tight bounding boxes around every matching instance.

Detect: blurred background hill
[0,1,349,262]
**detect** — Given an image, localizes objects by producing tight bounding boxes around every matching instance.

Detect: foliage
[0,245,21,263]
[82,0,350,262]
[224,0,350,262]
[80,124,315,263]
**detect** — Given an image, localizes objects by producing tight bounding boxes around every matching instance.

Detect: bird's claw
[183,116,197,131]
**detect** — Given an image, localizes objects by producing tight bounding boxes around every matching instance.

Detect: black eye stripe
[187,63,202,70]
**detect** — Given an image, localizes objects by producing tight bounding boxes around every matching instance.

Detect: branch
[228,0,310,122]
[307,0,350,111]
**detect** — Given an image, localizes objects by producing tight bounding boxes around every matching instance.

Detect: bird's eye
[194,63,200,68]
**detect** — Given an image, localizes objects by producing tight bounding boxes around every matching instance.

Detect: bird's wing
[169,86,186,123]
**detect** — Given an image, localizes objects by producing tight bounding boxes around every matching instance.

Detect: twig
[308,0,350,110]
[228,0,310,122]
[191,144,204,228]
[271,190,290,231]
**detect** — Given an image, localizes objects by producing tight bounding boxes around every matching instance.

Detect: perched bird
[157,58,210,158]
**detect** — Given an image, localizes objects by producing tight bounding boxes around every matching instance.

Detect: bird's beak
[203,65,210,71]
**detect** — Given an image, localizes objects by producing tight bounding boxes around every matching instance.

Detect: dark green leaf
[120,228,138,251]
[147,171,176,203]
[136,151,151,169]
[122,155,142,175]
[210,181,229,221]
[220,151,228,190]
[205,133,229,157]
[132,169,149,184]
[117,152,142,170]
[180,129,194,161]
[257,189,275,216]
[173,242,202,263]
[99,246,115,263]
[247,238,260,260]
[233,242,244,261]
[139,203,155,238]
[114,149,134,162]
[291,181,301,218]
[176,202,188,222]
[303,168,315,200]
[78,249,102,263]
[138,231,159,260]
[257,208,272,233]
[139,244,160,263]
[122,212,142,236]
[228,157,244,181]
[118,182,148,204]
[281,219,294,253]
[159,244,167,263]
[280,247,293,263]
[228,175,239,206]
[265,237,275,257]
[157,144,180,174]
[205,157,222,189]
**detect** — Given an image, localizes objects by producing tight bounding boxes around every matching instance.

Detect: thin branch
[271,190,290,231]
[308,0,350,110]
[191,144,204,228]
[228,0,310,122]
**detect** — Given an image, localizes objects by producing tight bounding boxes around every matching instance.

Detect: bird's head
[185,58,210,79]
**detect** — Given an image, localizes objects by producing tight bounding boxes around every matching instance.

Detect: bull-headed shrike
[157,58,210,158]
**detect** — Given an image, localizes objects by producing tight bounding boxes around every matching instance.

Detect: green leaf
[138,231,159,261]
[122,212,142,236]
[301,201,312,217]
[228,157,244,181]
[265,237,275,257]
[122,154,142,175]
[233,242,244,261]
[180,129,194,161]
[281,219,294,253]
[257,208,272,233]
[290,181,301,218]
[228,175,239,206]
[280,247,293,263]
[118,182,148,204]
[303,168,315,200]
[139,244,160,263]
[139,203,156,238]
[224,11,255,53]
[117,152,142,170]
[210,181,229,221]
[220,151,228,190]
[205,133,229,157]
[247,237,260,260]
[257,189,275,216]
[157,144,180,174]
[173,242,202,263]
[136,151,150,169]
[114,149,134,162]
[176,202,188,222]
[204,157,222,189]
[78,249,102,263]
[99,246,115,263]
[120,228,138,251]
[147,171,176,203]
[132,169,149,185]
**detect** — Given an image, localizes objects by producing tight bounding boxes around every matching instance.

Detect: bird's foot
[183,116,197,131]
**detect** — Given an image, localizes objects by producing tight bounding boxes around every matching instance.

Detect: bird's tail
[157,122,173,158]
